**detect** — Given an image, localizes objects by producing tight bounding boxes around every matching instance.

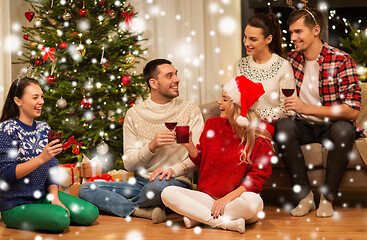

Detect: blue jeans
[78,176,190,217]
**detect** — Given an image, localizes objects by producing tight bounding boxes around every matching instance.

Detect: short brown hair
[287,8,324,37]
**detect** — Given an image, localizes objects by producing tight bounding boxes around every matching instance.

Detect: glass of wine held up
[164,122,177,148]
[282,88,295,114]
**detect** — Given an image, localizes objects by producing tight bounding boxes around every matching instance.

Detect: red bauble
[81,98,92,109]
[23,34,29,40]
[119,118,124,123]
[47,75,55,84]
[59,42,68,49]
[100,0,105,5]
[128,100,135,107]
[34,58,44,66]
[121,74,131,85]
[79,8,87,16]
[25,10,35,22]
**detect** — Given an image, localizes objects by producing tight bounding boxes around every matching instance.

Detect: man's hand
[148,131,176,153]
[284,96,309,114]
[149,167,176,181]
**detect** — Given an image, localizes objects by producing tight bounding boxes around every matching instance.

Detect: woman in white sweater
[234,12,295,135]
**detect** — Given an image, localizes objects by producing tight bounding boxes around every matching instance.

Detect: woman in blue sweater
[0,77,98,232]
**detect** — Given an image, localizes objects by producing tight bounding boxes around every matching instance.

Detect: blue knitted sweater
[0,119,58,211]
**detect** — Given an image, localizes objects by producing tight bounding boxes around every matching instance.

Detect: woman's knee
[70,200,99,225]
[161,186,180,205]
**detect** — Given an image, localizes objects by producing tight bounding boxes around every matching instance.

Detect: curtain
[0,0,12,108]
[130,0,242,105]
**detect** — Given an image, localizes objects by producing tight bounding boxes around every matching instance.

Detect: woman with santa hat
[156,75,273,234]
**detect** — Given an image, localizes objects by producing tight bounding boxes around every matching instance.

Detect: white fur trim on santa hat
[236,116,249,126]
[223,77,241,105]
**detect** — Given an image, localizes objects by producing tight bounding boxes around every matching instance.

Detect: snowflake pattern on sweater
[0,119,58,211]
[190,117,273,198]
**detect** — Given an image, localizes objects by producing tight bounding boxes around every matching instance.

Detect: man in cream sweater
[79,59,204,223]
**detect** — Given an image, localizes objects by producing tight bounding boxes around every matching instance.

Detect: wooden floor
[1,205,367,240]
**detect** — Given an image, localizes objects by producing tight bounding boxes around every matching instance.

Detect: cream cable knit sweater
[123,97,204,184]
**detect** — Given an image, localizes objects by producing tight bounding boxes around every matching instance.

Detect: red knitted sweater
[190,117,272,198]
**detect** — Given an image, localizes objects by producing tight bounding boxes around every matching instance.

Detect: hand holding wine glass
[282,88,295,114]
[282,88,295,97]
[148,123,177,152]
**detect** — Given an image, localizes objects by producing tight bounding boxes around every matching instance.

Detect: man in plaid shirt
[275,8,362,218]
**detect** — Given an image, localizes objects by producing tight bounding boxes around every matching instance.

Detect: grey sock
[316,194,334,217]
[152,207,166,224]
[290,191,316,217]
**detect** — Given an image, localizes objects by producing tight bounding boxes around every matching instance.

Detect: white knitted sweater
[234,53,296,122]
[123,97,204,184]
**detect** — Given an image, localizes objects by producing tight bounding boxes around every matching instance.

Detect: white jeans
[161,186,264,228]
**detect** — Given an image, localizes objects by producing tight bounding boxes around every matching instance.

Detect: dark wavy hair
[0,77,40,122]
[247,12,283,56]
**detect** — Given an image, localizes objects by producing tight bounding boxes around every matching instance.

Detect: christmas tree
[17,0,148,169]
[339,21,367,81]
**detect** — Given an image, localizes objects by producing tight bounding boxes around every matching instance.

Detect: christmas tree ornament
[34,58,44,66]
[121,11,134,30]
[47,75,56,84]
[108,10,115,16]
[128,100,135,107]
[29,42,38,48]
[49,19,57,25]
[79,8,87,16]
[41,47,56,62]
[81,97,92,109]
[57,97,67,109]
[47,62,56,84]
[125,3,135,14]
[23,34,29,40]
[96,140,109,155]
[77,44,86,56]
[79,2,87,16]
[121,74,131,85]
[59,42,68,49]
[100,0,105,4]
[102,59,110,68]
[25,10,35,22]
[63,11,70,20]
[125,53,135,65]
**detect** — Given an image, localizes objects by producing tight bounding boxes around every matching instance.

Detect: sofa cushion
[339,169,367,188]
[322,139,367,169]
[200,101,221,122]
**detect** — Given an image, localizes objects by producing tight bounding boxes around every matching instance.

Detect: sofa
[199,83,367,192]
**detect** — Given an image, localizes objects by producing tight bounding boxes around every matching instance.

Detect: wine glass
[165,122,177,131]
[282,88,295,114]
[282,88,295,97]
[165,122,177,148]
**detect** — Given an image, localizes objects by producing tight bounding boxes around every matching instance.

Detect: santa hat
[223,75,265,126]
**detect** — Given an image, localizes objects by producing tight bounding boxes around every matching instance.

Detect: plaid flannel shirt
[287,41,366,138]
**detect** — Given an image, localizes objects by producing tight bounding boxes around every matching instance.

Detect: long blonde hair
[229,101,272,165]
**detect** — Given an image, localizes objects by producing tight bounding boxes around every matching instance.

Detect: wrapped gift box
[107,169,135,182]
[59,183,81,198]
[80,161,102,178]
[58,163,79,187]
[80,155,102,178]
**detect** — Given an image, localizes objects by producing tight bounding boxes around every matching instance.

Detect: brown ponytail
[247,12,283,56]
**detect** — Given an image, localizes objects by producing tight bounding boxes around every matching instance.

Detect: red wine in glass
[165,122,177,131]
[282,88,295,97]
